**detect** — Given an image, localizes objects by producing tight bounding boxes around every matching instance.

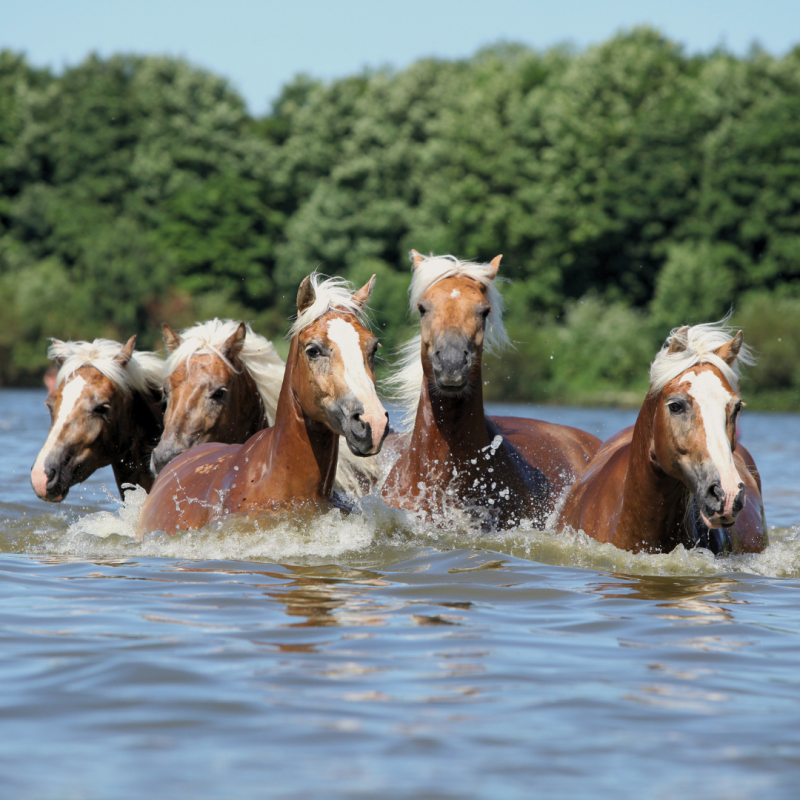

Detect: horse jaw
[31,375,86,501]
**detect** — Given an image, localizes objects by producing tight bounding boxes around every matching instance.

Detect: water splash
[5,482,800,578]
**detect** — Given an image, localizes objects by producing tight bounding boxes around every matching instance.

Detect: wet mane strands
[649,317,755,394]
[49,339,163,396]
[289,273,371,337]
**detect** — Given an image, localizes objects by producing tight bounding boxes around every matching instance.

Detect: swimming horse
[136,273,389,537]
[381,252,601,528]
[555,321,767,554]
[152,318,382,496]
[31,337,163,501]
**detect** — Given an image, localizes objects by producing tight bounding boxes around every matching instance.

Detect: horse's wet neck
[246,339,338,500]
[407,365,492,470]
[619,393,691,551]
[110,389,164,496]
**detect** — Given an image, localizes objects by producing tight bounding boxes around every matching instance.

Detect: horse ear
[223,322,247,360]
[487,254,502,280]
[352,274,376,310]
[715,330,744,365]
[297,276,317,314]
[162,324,183,352]
[667,326,689,355]
[50,339,67,366]
[409,250,425,270]
[115,335,137,368]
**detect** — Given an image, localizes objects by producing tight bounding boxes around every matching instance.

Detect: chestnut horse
[31,337,163,501]
[152,318,381,496]
[555,322,767,554]
[136,274,389,537]
[381,253,601,528]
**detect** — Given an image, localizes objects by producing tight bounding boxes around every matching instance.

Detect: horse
[136,273,389,537]
[31,337,164,502]
[381,252,601,528]
[555,321,767,554]
[152,318,382,496]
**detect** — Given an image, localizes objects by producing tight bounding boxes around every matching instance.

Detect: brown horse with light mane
[152,318,381,496]
[31,337,163,501]
[152,319,283,474]
[381,252,601,528]
[136,274,389,537]
[555,322,767,554]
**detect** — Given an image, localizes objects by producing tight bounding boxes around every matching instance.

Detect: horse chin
[432,376,470,397]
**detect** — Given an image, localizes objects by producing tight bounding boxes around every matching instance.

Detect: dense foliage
[2,30,799,407]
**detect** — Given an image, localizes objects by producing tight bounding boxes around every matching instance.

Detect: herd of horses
[29,252,767,555]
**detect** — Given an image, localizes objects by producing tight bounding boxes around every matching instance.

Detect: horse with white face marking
[555,321,767,554]
[152,318,381,496]
[31,337,164,501]
[136,274,389,537]
[381,252,601,529]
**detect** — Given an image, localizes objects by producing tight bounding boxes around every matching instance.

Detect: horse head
[410,251,504,396]
[151,321,277,474]
[290,273,388,457]
[650,326,751,529]
[31,336,159,501]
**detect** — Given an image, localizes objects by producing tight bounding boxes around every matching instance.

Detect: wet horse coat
[556,324,767,554]
[381,253,600,528]
[137,274,389,537]
[152,319,382,497]
[31,337,163,501]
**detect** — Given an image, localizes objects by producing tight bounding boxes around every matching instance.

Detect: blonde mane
[649,318,755,394]
[49,339,163,396]
[288,273,371,338]
[386,253,510,430]
[164,319,285,425]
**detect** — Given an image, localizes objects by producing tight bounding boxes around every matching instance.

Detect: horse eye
[94,403,111,417]
[210,388,227,402]
[417,304,427,316]
[306,347,321,360]
[481,307,491,319]
[667,401,684,414]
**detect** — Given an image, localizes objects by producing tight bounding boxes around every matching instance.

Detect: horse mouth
[433,377,470,395]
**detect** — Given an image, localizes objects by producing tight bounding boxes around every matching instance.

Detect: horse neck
[618,392,690,550]
[244,338,339,499]
[407,357,491,464]
[230,362,266,439]
[111,387,164,494]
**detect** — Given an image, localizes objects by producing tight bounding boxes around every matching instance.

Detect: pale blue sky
[4,0,799,114]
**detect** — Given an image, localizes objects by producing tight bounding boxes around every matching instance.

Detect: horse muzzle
[336,397,389,457]
[31,457,73,502]
[431,336,473,394]
[698,477,746,528]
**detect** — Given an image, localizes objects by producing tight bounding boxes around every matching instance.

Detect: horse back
[490,416,601,495]
[137,440,245,538]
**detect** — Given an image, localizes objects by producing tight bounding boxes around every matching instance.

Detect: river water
[2,388,800,799]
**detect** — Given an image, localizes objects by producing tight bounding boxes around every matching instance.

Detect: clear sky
[4,0,799,114]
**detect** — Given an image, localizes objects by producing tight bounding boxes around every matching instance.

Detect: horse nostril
[707,483,724,506]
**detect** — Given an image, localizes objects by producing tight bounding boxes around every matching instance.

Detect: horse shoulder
[137,442,240,537]
[731,447,768,553]
[490,416,601,493]
[556,436,632,542]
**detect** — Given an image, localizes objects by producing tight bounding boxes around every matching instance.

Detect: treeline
[2,29,800,407]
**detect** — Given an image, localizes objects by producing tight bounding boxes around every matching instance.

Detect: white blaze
[326,318,387,451]
[683,369,741,517]
[31,375,87,498]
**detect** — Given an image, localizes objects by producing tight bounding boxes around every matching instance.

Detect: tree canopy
[1,30,799,406]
